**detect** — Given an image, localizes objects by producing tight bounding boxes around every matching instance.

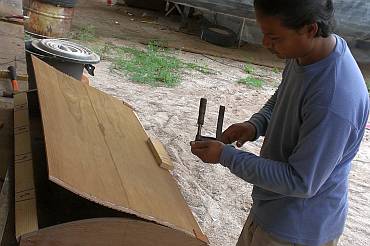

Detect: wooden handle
[8,66,19,92]
[197,98,207,125]
[12,79,20,92]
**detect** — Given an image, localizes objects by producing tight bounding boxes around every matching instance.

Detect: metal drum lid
[31,39,100,64]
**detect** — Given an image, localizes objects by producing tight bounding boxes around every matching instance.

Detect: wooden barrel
[24,0,74,38]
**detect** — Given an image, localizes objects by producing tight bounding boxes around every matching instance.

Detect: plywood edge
[122,100,135,111]
[20,218,207,246]
[14,93,38,239]
[48,176,205,242]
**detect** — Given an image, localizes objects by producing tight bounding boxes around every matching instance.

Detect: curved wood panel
[20,218,206,246]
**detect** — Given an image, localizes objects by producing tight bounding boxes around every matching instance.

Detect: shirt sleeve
[220,106,357,198]
[248,88,278,140]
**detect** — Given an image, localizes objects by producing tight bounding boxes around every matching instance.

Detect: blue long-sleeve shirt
[220,35,369,246]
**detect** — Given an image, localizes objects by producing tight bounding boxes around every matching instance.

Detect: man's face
[255,10,314,59]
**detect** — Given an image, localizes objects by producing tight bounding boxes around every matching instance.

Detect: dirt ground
[73,1,370,246]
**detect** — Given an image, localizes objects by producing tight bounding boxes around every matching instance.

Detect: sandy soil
[87,38,370,246]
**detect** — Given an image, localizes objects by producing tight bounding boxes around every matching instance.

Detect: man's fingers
[220,134,231,144]
[236,136,248,147]
[191,146,207,160]
[221,129,236,144]
[191,147,204,156]
[190,141,211,149]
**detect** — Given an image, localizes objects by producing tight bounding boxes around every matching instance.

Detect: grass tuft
[238,77,263,88]
[244,64,254,74]
[272,67,281,74]
[74,25,97,42]
[93,41,214,86]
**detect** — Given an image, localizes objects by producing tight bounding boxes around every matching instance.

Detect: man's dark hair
[253,0,335,37]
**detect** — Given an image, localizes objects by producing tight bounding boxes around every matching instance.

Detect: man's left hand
[190,140,225,164]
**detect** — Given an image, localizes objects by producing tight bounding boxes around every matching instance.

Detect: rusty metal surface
[24,0,74,38]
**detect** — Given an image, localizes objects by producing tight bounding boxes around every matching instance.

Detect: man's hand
[190,140,225,164]
[221,121,256,147]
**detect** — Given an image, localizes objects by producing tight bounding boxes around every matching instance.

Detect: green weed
[244,64,254,74]
[272,67,281,74]
[91,43,115,59]
[24,33,33,42]
[114,49,182,86]
[74,25,96,42]
[238,77,263,88]
[185,62,212,75]
[89,40,214,86]
[109,41,213,86]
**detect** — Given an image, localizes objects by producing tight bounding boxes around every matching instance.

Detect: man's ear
[305,23,318,38]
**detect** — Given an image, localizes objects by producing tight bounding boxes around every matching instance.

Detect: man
[190,0,369,245]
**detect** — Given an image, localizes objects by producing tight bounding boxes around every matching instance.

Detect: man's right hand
[221,122,257,147]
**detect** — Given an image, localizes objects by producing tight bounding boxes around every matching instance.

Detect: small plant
[24,33,33,42]
[91,43,115,59]
[74,25,96,42]
[185,62,212,75]
[114,49,182,86]
[272,67,281,74]
[89,41,214,86]
[244,64,254,74]
[238,77,263,88]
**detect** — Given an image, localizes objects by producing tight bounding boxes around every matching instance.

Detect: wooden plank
[14,93,38,239]
[20,218,206,246]
[32,56,207,243]
[147,137,174,171]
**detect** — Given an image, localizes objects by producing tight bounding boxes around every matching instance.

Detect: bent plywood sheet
[31,56,207,243]
[20,218,205,246]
